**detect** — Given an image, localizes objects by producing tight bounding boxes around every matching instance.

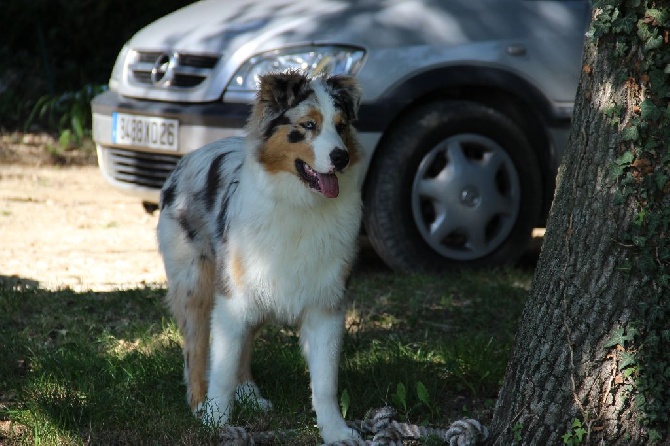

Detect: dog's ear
[257,71,312,114]
[326,75,362,122]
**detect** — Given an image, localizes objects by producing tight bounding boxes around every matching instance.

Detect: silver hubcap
[411,134,521,261]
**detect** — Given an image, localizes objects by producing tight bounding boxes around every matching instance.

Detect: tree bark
[489,3,670,445]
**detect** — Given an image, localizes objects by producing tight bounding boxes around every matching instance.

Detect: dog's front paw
[320,423,361,444]
[196,398,231,427]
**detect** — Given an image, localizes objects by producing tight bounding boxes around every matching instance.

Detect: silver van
[91,0,591,271]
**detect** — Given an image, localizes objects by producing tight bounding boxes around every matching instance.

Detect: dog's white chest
[225,195,360,322]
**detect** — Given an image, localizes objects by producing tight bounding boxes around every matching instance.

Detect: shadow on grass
[0,266,531,444]
[0,286,215,444]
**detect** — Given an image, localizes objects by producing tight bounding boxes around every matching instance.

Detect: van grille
[128,51,219,89]
[105,148,180,189]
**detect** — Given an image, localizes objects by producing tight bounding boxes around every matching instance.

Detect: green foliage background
[0,0,195,131]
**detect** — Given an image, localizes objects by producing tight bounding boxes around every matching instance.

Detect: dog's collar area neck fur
[295,159,339,198]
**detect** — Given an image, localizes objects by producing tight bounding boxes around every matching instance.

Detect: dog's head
[247,71,362,199]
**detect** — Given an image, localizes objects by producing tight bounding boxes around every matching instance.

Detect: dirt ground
[0,133,165,291]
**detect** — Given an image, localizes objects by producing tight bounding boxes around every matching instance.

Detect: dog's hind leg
[166,255,215,413]
[159,219,215,412]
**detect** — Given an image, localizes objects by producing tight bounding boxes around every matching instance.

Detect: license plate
[112,113,179,151]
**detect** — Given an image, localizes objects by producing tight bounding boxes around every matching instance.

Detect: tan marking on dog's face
[303,109,324,128]
[257,107,322,175]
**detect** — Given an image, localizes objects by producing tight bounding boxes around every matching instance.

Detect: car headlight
[227,45,366,92]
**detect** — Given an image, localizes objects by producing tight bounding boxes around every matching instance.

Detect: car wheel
[363,100,542,271]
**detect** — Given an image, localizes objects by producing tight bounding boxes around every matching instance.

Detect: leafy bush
[26,84,108,146]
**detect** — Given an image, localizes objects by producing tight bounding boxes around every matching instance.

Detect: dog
[156,71,363,443]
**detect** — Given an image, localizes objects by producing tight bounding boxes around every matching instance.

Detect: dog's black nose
[330,148,349,171]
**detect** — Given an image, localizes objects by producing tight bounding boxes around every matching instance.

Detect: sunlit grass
[0,268,531,444]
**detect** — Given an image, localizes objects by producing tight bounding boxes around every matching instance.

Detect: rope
[217,407,488,445]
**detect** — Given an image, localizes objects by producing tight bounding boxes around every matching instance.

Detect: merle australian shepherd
[157,71,363,442]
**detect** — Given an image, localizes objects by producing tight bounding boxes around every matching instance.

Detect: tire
[363,100,543,272]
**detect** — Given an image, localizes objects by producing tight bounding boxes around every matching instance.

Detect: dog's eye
[300,121,317,131]
[335,122,347,134]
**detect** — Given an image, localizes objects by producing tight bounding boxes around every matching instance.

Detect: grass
[0,268,532,445]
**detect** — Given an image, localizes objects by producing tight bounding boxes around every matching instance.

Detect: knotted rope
[218,406,488,445]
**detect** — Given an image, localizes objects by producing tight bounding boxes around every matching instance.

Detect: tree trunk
[489,2,670,445]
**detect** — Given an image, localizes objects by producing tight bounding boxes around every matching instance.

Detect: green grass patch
[0,269,531,444]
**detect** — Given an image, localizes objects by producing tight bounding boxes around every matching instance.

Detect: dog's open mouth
[295,160,339,198]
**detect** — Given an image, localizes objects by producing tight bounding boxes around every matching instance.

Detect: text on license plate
[112,113,179,151]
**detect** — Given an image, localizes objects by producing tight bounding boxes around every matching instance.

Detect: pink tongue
[318,173,339,198]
